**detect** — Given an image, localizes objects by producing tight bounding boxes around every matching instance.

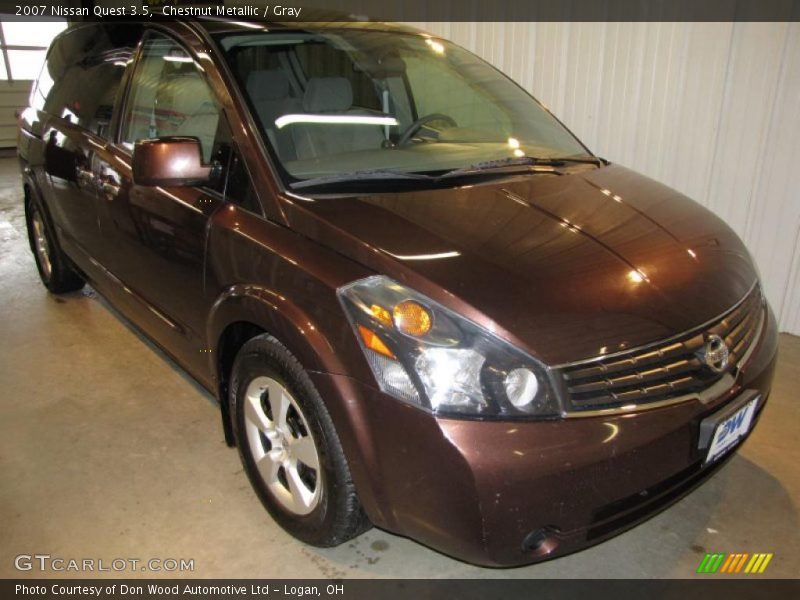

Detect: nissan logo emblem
[702,334,730,373]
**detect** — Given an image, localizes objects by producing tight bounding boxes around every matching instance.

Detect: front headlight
[338,276,560,419]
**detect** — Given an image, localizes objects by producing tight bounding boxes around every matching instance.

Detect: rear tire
[230,334,371,546]
[25,192,84,294]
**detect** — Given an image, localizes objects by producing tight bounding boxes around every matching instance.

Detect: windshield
[216,28,593,185]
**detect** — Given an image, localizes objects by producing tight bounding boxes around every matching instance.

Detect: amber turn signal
[357,324,396,358]
[393,300,432,337]
[370,303,393,326]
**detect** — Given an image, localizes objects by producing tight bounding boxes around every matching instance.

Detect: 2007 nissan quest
[18,20,777,567]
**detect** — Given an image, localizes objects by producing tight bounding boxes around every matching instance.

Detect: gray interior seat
[290,77,385,161]
[246,69,300,160]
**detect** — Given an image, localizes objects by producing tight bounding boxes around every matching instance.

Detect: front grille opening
[559,286,763,412]
[587,459,725,541]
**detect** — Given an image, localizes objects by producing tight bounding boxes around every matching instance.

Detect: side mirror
[132,136,213,187]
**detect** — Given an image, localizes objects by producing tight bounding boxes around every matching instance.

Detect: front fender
[205,284,391,527]
[206,283,348,380]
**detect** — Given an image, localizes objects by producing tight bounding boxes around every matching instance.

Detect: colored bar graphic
[720,554,736,573]
[699,552,773,574]
[697,553,713,573]
[745,554,761,573]
[734,553,749,573]
[697,553,726,573]
[758,554,773,573]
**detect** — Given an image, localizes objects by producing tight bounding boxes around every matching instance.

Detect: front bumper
[310,306,778,567]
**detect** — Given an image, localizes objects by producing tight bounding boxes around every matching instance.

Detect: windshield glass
[216,28,593,184]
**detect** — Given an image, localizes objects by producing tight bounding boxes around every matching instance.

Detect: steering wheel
[397,113,458,146]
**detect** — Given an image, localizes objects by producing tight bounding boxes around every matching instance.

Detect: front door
[99,32,227,373]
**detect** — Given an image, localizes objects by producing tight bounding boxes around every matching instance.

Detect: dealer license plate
[705,399,758,465]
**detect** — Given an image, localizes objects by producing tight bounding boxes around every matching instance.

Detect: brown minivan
[18,19,777,567]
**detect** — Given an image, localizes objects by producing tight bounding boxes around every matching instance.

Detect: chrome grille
[559,285,764,412]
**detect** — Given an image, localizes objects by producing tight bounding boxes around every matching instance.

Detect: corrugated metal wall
[408,21,800,335]
[0,81,30,148]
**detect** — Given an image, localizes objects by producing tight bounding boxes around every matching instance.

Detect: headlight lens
[505,367,539,407]
[338,276,560,418]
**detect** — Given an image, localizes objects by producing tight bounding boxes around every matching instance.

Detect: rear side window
[33,25,141,139]
[120,33,220,162]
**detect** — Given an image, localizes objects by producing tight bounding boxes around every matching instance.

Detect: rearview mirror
[132,137,213,187]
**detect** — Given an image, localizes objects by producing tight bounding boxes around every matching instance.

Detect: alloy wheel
[243,376,322,516]
[31,208,52,280]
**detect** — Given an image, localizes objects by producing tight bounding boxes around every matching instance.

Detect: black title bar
[1,0,799,22]
[5,579,800,600]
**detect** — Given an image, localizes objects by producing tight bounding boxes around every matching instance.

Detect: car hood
[281,164,757,365]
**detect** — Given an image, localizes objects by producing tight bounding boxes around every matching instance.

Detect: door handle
[75,167,95,186]
[101,181,121,199]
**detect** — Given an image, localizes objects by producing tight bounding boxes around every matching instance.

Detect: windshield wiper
[438,155,603,179]
[534,156,605,167]
[290,156,604,190]
[290,169,434,190]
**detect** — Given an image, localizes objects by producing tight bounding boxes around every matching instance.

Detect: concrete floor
[0,157,798,579]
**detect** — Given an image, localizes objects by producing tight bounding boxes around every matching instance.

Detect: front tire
[25,193,84,294]
[230,334,370,546]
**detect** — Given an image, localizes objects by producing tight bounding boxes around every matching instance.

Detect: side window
[34,25,141,139]
[121,34,220,162]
